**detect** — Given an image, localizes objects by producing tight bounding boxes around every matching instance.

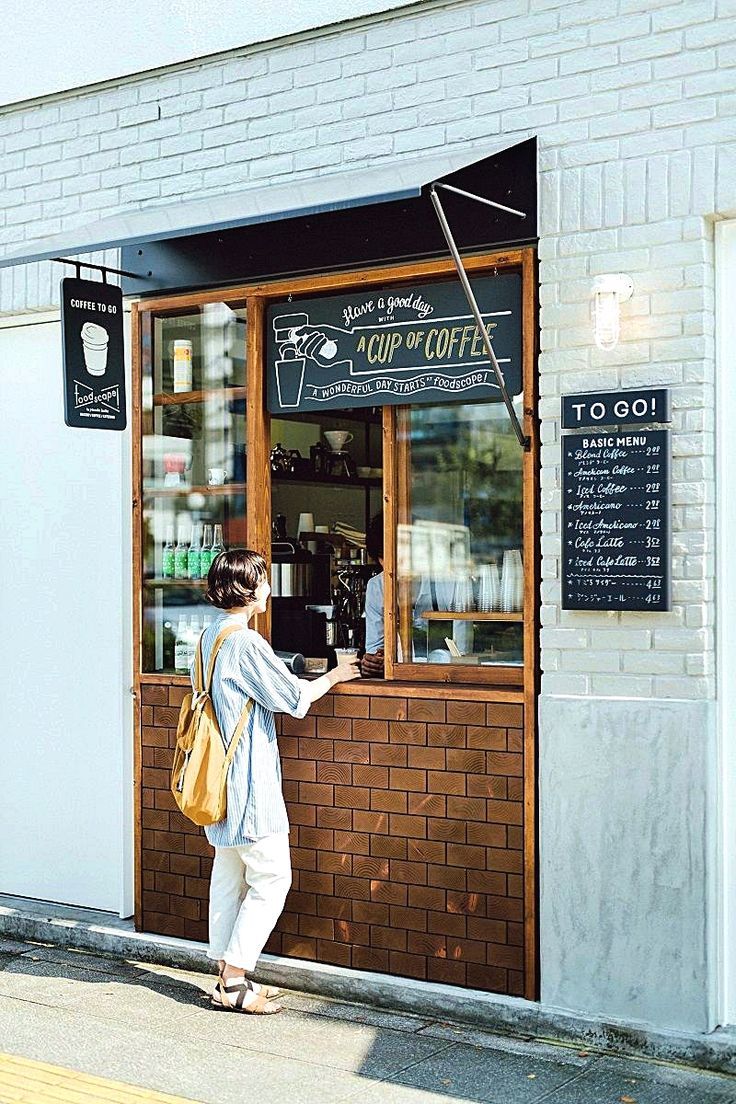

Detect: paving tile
[0,938,36,957]
[283,991,433,1034]
[19,944,145,979]
[417,1022,595,1066]
[0,995,371,1104]
[352,1081,483,1104]
[390,1041,586,1103]
[131,968,215,998]
[129,962,218,990]
[176,1001,454,1078]
[61,976,211,1026]
[544,1055,736,1104]
[0,959,113,1008]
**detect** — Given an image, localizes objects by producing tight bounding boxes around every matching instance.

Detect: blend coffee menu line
[562,429,671,612]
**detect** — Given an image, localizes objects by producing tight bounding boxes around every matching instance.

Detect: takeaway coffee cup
[81,321,109,377]
[334,647,359,666]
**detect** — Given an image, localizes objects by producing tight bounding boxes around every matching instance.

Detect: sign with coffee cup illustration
[61,278,126,430]
[266,275,522,413]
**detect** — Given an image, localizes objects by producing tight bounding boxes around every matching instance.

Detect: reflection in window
[396,400,524,668]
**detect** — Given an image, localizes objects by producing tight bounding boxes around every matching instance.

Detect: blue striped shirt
[192,612,311,846]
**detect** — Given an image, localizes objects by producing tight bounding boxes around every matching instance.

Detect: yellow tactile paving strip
[0,1053,202,1104]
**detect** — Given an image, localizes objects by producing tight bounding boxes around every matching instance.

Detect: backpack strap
[194,634,205,692]
[223,697,254,769]
[196,622,246,693]
[198,622,254,763]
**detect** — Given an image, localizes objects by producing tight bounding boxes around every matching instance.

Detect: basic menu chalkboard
[562,428,671,611]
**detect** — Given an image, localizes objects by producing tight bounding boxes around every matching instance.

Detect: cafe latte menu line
[562,428,671,611]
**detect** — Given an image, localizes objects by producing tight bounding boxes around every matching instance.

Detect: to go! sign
[562,387,671,430]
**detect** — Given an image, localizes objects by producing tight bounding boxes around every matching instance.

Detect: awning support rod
[433,182,527,219]
[51,257,146,281]
[429,183,529,451]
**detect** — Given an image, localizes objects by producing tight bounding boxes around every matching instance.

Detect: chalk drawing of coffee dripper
[272,312,340,408]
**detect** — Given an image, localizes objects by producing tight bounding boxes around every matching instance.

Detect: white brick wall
[1,0,731,699]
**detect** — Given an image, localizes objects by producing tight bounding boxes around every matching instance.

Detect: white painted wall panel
[0,318,132,913]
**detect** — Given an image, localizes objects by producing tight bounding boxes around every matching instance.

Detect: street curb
[1,897,733,1077]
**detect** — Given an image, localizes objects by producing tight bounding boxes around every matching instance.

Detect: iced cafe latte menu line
[562,428,671,611]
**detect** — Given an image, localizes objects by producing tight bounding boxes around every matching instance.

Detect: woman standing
[198,548,359,1014]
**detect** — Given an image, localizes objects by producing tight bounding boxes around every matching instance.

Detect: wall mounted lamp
[592,273,634,350]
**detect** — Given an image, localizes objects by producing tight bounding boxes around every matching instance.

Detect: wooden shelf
[419,611,524,621]
[153,386,246,407]
[143,477,381,494]
[273,474,381,488]
[144,578,208,587]
[143,483,246,496]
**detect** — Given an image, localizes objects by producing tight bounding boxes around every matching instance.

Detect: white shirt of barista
[364,571,472,656]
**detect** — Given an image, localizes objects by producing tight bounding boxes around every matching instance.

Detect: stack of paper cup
[81,321,110,377]
[478,562,500,611]
[297,513,315,547]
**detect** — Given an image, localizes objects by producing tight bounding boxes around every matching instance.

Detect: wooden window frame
[132,247,538,693]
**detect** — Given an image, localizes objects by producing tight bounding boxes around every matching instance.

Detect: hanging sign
[562,387,671,430]
[266,274,522,413]
[562,428,671,611]
[61,278,126,430]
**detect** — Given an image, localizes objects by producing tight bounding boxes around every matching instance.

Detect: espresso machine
[270,540,333,659]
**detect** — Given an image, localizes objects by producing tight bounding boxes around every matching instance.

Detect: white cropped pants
[207,833,291,972]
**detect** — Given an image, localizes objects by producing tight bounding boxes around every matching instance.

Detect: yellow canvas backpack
[171,623,253,826]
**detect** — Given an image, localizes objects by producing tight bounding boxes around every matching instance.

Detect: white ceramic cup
[324,430,353,451]
[207,468,227,486]
[81,321,109,376]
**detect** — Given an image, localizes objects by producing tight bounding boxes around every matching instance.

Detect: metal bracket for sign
[51,257,147,281]
[429,182,529,450]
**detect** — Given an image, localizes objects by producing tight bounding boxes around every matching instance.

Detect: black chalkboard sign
[61,278,126,430]
[562,387,671,430]
[266,274,522,413]
[562,429,671,611]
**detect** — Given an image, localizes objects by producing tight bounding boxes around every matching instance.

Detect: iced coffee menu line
[562,429,671,612]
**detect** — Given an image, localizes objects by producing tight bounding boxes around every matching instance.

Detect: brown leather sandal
[211,977,283,1014]
[216,961,281,999]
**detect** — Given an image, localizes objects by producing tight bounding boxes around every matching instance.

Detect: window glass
[395,400,524,669]
[140,303,246,674]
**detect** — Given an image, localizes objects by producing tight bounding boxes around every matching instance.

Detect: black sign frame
[61,278,126,431]
[266,273,522,413]
[562,428,671,612]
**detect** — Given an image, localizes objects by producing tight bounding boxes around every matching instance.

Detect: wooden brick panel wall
[139,684,527,996]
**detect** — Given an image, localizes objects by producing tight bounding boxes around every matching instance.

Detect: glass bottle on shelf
[174,524,189,579]
[211,523,225,562]
[174,615,189,673]
[188,523,202,580]
[162,524,175,580]
[188,614,201,667]
[200,524,214,577]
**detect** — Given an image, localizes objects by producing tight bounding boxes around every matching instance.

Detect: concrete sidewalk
[0,936,734,1104]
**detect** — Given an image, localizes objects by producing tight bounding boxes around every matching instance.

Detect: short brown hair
[205,548,267,609]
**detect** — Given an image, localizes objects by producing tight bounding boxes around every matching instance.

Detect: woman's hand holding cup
[331,648,361,684]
